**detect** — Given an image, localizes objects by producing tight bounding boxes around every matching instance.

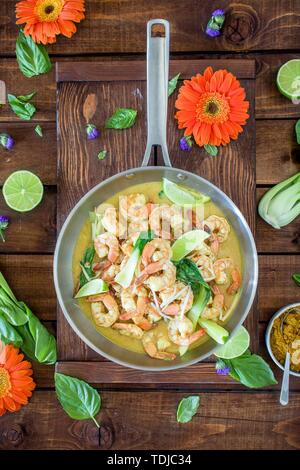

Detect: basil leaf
[168,73,181,97]
[79,246,95,287]
[8,93,36,120]
[16,30,52,78]
[17,92,36,102]
[35,124,43,137]
[133,230,154,252]
[295,119,300,145]
[177,395,200,423]
[105,108,137,129]
[23,304,57,364]
[0,315,23,347]
[204,144,218,156]
[55,372,101,427]
[174,258,211,294]
[292,273,300,286]
[97,150,107,160]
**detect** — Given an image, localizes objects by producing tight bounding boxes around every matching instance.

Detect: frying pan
[54,19,258,371]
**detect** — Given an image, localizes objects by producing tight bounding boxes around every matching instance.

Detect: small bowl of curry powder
[266,303,300,377]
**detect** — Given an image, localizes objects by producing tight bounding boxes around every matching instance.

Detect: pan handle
[141,19,172,167]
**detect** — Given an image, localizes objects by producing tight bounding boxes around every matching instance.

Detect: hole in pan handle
[141,19,172,168]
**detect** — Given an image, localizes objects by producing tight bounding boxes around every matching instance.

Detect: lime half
[3,170,44,212]
[277,59,300,101]
[163,178,210,206]
[214,326,250,359]
[171,229,209,261]
[75,279,109,298]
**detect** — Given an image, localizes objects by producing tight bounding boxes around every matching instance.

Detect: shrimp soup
[72,181,243,359]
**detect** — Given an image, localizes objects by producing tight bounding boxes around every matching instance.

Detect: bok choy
[258,172,300,229]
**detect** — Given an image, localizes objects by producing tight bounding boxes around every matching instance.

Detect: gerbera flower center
[196,92,230,124]
[0,367,11,398]
[35,0,64,22]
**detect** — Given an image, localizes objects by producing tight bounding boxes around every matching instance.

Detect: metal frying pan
[54,19,258,371]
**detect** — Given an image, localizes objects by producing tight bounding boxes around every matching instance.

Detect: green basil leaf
[16,30,52,78]
[168,73,181,97]
[204,144,218,156]
[97,150,107,160]
[0,292,28,325]
[8,93,36,120]
[0,315,23,347]
[292,273,300,286]
[55,372,101,427]
[17,92,36,102]
[177,395,200,423]
[174,258,211,294]
[105,108,137,129]
[295,119,300,145]
[229,353,277,388]
[35,124,43,137]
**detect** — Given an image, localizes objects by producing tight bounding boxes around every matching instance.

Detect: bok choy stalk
[0,272,57,364]
[89,210,104,241]
[115,230,154,288]
[198,318,229,344]
[258,172,300,229]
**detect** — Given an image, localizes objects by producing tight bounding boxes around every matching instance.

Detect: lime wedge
[3,170,44,212]
[277,59,300,101]
[75,279,109,298]
[214,325,250,359]
[163,178,210,206]
[171,229,209,261]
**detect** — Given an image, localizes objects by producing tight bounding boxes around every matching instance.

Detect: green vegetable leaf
[35,125,43,137]
[105,108,137,129]
[199,318,229,344]
[174,258,210,295]
[177,396,200,423]
[0,315,23,347]
[168,73,181,97]
[8,93,36,120]
[79,246,96,287]
[133,230,154,252]
[292,273,300,286]
[0,291,28,325]
[188,284,211,327]
[17,91,36,102]
[204,144,218,156]
[295,119,300,144]
[16,30,52,78]
[158,190,165,198]
[55,372,101,427]
[97,150,107,160]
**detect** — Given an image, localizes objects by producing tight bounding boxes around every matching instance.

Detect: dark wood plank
[0,255,55,320]
[2,1,300,55]
[257,188,300,253]
[0,188,56,253]
[0,122,56,185]
[0,390,299,450]
[256,120,300,184]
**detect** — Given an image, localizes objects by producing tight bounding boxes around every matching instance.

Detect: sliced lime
[171,229,209,261]
[277,59,300,101]
[75,279,109,298]
[214,325,250,359]
[2,170,44,212]
[162,178,210,206]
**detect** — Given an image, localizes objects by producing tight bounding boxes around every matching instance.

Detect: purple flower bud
[212,9,225,17]
[179,136,193,151]
[0,215,9,242]
[0,133,14,150]
[216,366,230,376]
[86,124,100,140]
[0,216,9,225]
[206,26,221,37]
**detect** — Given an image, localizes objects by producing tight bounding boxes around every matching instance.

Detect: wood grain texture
[2,1,300,55]
[0,391,299,450]
[0,122,57,185]
[0,188,56,253]
[257,188,300,253]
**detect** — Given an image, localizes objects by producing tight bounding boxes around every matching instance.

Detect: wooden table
[0,0,300,450]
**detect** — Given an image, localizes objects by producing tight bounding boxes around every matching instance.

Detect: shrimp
[136,260,176,291]
[101,207,119,236]
[168,317,205,346]
[142,330,176,360]
[227,268,242,295]
[192,255,215,282]
[202,294,224,320]
[102,263,120,282]
[142,238,172,266]
[189,242,215,261]
[203,215,230,244]
[159,282,193,316]
[94,232,120,263]
[87,293,119,327]
[120,286,147,314]
[149,204,183,239]
[112,322,144,339]
[213,258,233,285]
[119,194,148,221]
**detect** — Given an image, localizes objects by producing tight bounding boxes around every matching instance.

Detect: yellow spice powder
[270,309,300,373]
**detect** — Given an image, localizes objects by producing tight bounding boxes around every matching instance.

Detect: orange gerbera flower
[0,343,36,417]
[16,0,85,44]
[175,67,249,147]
